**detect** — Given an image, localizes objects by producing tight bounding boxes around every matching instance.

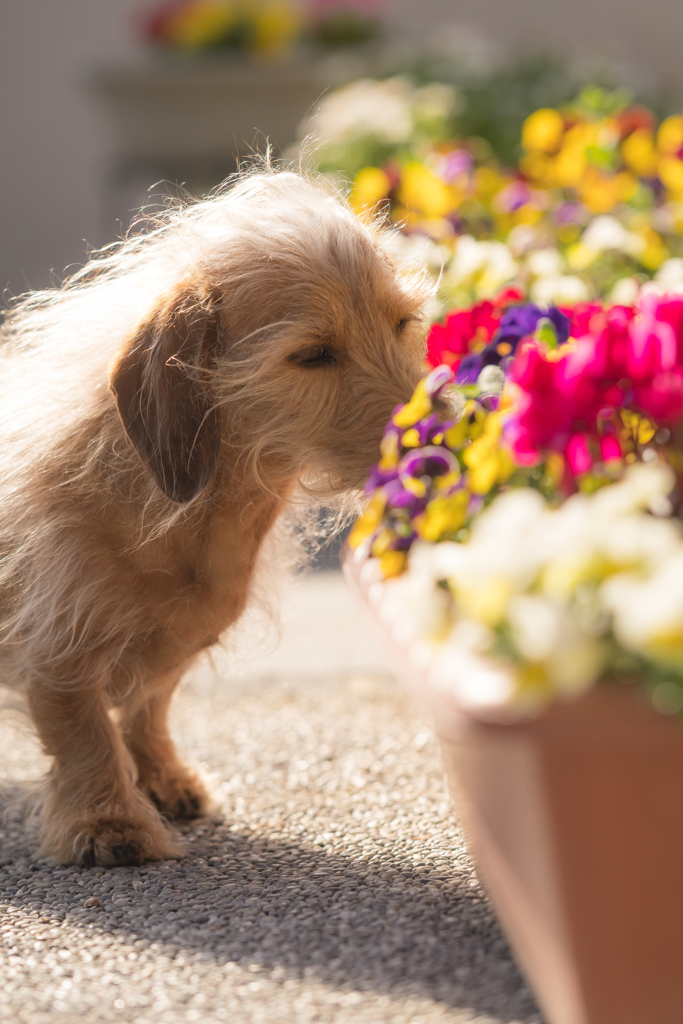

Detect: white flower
[526,248,564,278]
[531,275,589,306]
[609,276,640,306]
[445,236,518,294]
[382,232,448,273]
[430,640,515,713]
[391,464,683,715]
[580,215,645,257]
[412,83,458,124]
[307,77,414,145]
[655,257,683,292]
[508,594,561,662]
[601,555,683,659]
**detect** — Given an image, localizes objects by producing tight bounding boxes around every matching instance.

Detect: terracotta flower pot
[344,548,683,1024]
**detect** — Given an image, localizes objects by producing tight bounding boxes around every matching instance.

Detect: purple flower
[364,466,398,494]
[495,180,532,213]
[495,302,570,349]
[411,413,440,447]
[456,352,483,385]
[398,446,458,481]
[554,201,583,225]
[384,478,427,515]
[439,148,473,183]
[548,306,570,345]
[497,303,544,343]
[425,364,455,397]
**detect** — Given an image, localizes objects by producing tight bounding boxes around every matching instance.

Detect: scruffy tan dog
[0,170,431,866]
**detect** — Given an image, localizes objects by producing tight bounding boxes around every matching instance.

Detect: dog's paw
[138,763,213,820]
[75,818,182,867]
[41,804,183,866]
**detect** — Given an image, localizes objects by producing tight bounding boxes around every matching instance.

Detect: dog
[0,169,432,865]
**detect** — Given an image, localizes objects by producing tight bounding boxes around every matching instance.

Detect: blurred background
[2,0,683,300]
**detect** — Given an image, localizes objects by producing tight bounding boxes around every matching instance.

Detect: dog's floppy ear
[109,285,221,504]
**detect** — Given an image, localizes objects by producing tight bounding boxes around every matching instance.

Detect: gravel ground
[0,573,541,1024]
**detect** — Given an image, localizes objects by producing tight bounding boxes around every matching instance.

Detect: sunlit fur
[0,169,433,865]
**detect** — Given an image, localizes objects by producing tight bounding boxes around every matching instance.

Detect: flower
[426,301,499,369]
[384,463,683,717]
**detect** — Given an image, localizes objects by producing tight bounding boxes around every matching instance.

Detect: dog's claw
[82,840,96,868]
[111,844,140,866]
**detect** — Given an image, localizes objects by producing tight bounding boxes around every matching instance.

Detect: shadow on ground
[0,801,541,1022]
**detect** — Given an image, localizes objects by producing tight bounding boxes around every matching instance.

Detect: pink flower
[566,433,593,476]
[627,315,677,381]
[600,434,622,463]
[634,369,683,423]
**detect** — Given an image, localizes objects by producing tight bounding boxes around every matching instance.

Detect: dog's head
[109,172,433,504]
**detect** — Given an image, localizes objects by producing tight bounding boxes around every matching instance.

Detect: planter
[91,57,331,163]
[344,545,683,1024]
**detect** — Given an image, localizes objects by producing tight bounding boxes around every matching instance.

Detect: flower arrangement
[142,0,382,55]
[349,292,683,718]
[307,79,683,306]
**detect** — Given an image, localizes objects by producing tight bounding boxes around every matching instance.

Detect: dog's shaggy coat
[0,170,432,865]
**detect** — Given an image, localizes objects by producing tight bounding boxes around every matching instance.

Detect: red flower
[426,301,500,369]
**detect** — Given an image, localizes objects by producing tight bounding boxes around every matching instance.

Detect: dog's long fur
[0,169,432,865]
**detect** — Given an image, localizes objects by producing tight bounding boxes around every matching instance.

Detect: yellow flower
[621,128,659,176]
[553,146,587,189]
[378,431,399,470]
[350,167,392,215]
[413,491,469,542]
[541,554,615,600]
[522,109,565,153]
[164,0,235,48]
[348,491,386,548]
[578,168,635,214]
[444,401,486,449]
[393,379,432,428]
[512,205,543,226]
[514,662,552,700]
[474,166,505,197]
[657,115,683,155]
[370,529,394,557]
[639,228,668,271]
[398,163,456,219]
[251,1,301,54]
[379,550,407,579]
[457,577,512,627]
[518,153,552,186]
[658,156,683,197]
[621,409,656,444]
[444,420,467,449]
[401,428,421,448]
[566,242,598,270]
[463,414,515,494]
[544,451,565,488]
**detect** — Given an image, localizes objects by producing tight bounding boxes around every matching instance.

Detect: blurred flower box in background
[91,0,388,228]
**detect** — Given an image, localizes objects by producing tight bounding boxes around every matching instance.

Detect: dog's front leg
[28,681,181,866]
[119,667,212,820]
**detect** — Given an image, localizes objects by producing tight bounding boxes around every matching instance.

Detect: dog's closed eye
[290,345,337,369]
[397,316,420,334]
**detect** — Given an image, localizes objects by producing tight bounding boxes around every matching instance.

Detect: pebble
[0,653,540,1023]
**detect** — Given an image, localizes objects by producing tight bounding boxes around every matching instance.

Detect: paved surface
[0,573,541,1024]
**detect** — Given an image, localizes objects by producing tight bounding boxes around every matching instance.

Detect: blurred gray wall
[1,0,682,298]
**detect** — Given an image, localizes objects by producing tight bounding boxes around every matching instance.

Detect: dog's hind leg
[28,681,181,866]
[119,667,213,820]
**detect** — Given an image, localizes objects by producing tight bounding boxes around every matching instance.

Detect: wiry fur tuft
[0,167,433,865]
